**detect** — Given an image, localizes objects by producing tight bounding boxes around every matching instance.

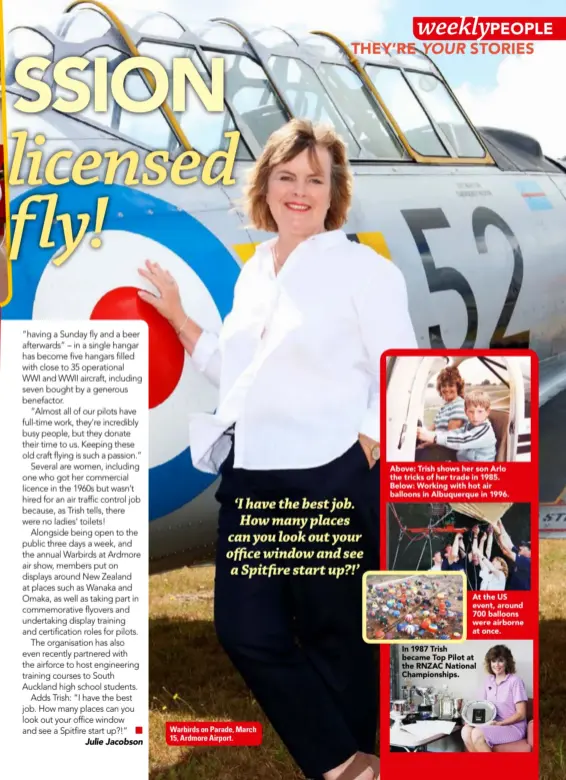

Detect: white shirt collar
[490,673,510,685]
[255,230,347,279]
[256,229,347,253]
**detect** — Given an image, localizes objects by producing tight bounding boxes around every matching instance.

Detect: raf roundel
[5,182,240,521]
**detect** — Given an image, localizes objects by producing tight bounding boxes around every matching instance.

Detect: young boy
[418,389,497,462]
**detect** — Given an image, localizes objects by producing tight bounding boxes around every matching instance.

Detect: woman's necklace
[272,243,283,275]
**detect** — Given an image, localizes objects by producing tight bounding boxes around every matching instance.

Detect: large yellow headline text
[9,55,238,264]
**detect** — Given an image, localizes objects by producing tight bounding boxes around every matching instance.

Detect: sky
[4,0,566,157]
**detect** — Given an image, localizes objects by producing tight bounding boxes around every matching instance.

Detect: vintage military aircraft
[2,2,566,567]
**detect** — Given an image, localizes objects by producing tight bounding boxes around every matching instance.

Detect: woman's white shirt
[189,229,418,473]
[479,566,506,591]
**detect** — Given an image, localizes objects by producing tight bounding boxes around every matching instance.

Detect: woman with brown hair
[416,365,467,461]
[138,119,417,779]
[431,366,467,431]
[462,645,528,751]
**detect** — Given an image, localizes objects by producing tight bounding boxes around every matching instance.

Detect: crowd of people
[430,522,531,591]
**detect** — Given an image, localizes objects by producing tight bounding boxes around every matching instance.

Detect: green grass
[149,565,305,779]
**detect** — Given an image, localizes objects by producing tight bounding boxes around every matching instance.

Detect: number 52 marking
[401,206,530,349]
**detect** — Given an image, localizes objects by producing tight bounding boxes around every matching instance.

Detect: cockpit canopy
[5,3,494,164]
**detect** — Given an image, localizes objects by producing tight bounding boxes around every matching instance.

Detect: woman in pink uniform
[462,645,528,751]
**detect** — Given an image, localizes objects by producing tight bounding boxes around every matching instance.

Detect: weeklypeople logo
[413,16,566,41]
[352,17,566,57]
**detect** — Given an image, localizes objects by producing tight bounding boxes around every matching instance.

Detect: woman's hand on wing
[138,260,185,329]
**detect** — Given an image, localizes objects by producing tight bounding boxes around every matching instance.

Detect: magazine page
[0,2,564,779]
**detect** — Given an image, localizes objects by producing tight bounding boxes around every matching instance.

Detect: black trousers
[213,440,380,779]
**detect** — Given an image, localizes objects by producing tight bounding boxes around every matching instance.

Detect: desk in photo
[390,721,462,752]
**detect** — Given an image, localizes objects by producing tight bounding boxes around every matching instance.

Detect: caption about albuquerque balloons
[0,321,148,779]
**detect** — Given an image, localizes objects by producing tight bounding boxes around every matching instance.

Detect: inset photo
[386,354,531,463]
[389,640,534,753]
[364,571,465,643]
[388,502,531,591]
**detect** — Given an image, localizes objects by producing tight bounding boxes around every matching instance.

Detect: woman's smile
[285,201,311,212]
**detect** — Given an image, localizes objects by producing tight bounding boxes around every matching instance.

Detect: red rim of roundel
[90,286,185,409]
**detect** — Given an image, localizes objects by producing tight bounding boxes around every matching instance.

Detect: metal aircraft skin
[2,5,566,569]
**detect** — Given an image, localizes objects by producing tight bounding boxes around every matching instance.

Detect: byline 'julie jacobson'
[86,737,143,745]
